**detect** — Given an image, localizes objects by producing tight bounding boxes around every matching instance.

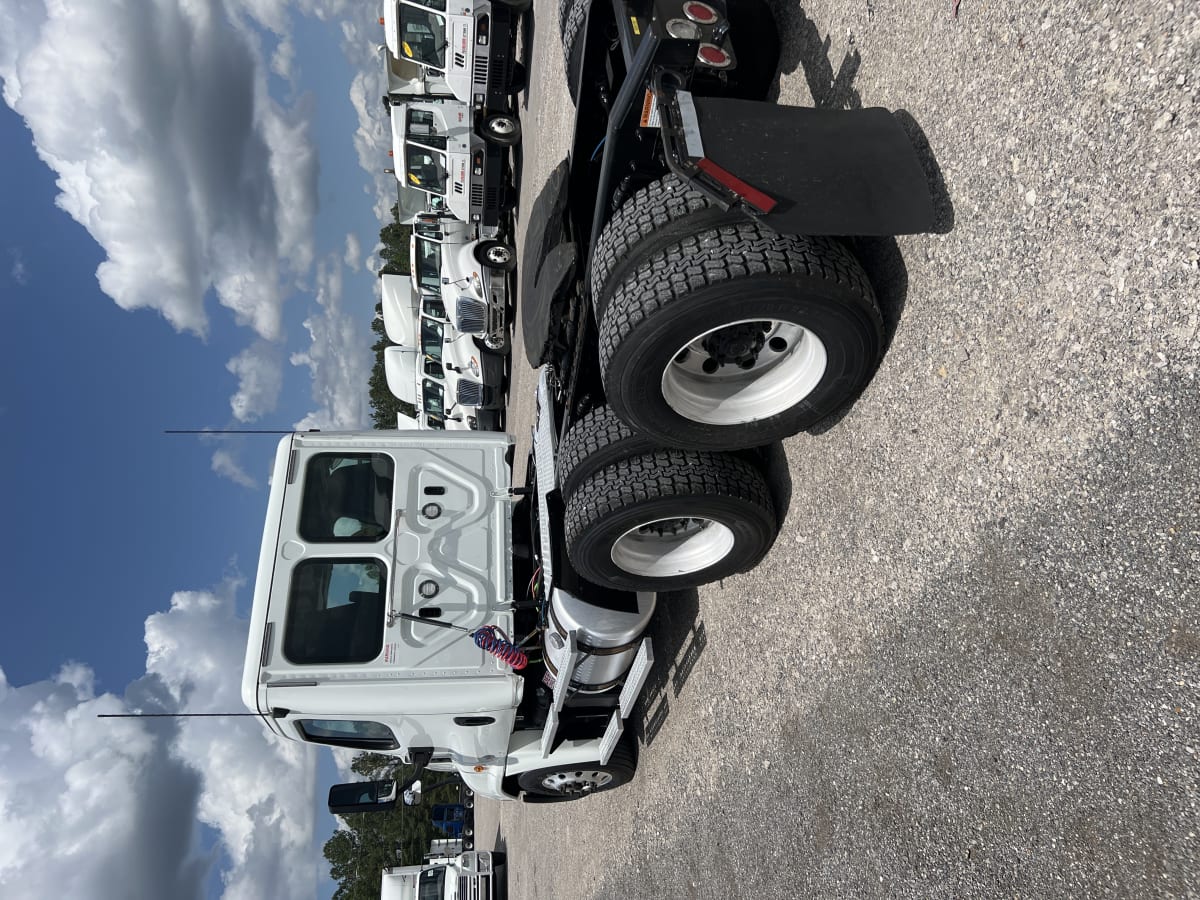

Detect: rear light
[697,43,732,68]
[682,1,718,24]
[378,16,384,25]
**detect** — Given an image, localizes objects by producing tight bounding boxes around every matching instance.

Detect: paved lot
[480,1,1199,897]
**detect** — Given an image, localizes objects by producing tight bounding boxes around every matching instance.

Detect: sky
[0,1,407,897]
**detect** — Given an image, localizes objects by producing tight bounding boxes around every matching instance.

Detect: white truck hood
[384,346,420,406]
[381,274,419,346]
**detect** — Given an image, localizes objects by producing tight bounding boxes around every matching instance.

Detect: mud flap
[521,159,578,368]
[659,91,936,236]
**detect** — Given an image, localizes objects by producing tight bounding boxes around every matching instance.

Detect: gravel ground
[478,1,1200,897]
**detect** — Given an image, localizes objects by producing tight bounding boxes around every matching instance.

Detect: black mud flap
[521,159,578,369]
[660,92,936,236]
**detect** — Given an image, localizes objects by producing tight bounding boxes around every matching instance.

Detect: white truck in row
[243,0,936,802]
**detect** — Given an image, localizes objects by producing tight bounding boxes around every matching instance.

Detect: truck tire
[556,404,655,500]
[474,240,517,272]
[482,113,521,147]
[598,222,883,450]
[563,449,776,591]
[516,738,636,799]
[490,852,507,866]
[560,0,588,104]
[590,174,743,319]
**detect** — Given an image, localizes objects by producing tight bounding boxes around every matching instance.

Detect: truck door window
[423,380,446,417]
[422,292,447,320]
[397,6,447,70]
[405,148,447,194]
[425,412,446,430]
[299,454,395,542]
[421,318,444,378]
[283,559,386,665]
[296,718,399,751]
[415,238,443,291]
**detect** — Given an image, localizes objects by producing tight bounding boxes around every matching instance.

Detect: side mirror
[327,780,397,815]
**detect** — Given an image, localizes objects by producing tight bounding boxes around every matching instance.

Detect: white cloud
[291,255,373,431]
[0,579,318,900]
[211,448,259,490]
[0,0,318,339]
[227,341,284,423]
[8,247,28,285]
[270,36,295,81]
[343,232,363,271]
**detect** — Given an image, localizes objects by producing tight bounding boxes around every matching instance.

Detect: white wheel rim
[540,769,613,793]
[487,246,512,264]
[610,516,735,577]
[489,117,516,135]
[660,318,827,426]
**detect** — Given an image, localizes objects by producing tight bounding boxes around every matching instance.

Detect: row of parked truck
[377,0,529,435]
[245,5,937,897]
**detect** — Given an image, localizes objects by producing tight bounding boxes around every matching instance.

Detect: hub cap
[610,516,735,577]
[540,768,614,794]
[660,318,828,426]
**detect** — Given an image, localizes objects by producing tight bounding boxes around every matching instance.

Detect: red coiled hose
[472,626,528,670]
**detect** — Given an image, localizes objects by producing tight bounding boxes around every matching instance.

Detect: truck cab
[392,100,485,228]
[241,432,521,797]
[381,0,523,117]
[413,213,512,352]
[383,346,461,431]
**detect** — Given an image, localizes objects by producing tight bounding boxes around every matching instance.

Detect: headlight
[471,272,483,295]
[469,357,480,377]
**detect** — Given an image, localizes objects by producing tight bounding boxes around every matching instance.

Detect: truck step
[598,712,624,766]
[618,638,654,720]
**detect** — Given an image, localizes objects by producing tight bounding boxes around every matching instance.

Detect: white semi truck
[242,0,935,801]
[412,211,513,352]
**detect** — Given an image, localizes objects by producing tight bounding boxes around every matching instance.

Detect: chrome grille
[456,297,487,334]
[457,380,484,408]
[458,876,489,900]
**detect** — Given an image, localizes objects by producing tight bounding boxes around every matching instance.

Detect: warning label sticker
[640,90,660,128]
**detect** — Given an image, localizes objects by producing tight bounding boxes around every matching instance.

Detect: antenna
[98,709,288,719]
[163,428,308,434]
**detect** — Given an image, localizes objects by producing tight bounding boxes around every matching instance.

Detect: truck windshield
[406,147,447,195]
[423,380,446,416]
[415,238,442,291]
[417,867,446,900]
[398,5,447,70]
[282,559,386,665]
[299,454,394,542]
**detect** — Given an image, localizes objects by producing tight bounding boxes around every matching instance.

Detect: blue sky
[0,1,402,897]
